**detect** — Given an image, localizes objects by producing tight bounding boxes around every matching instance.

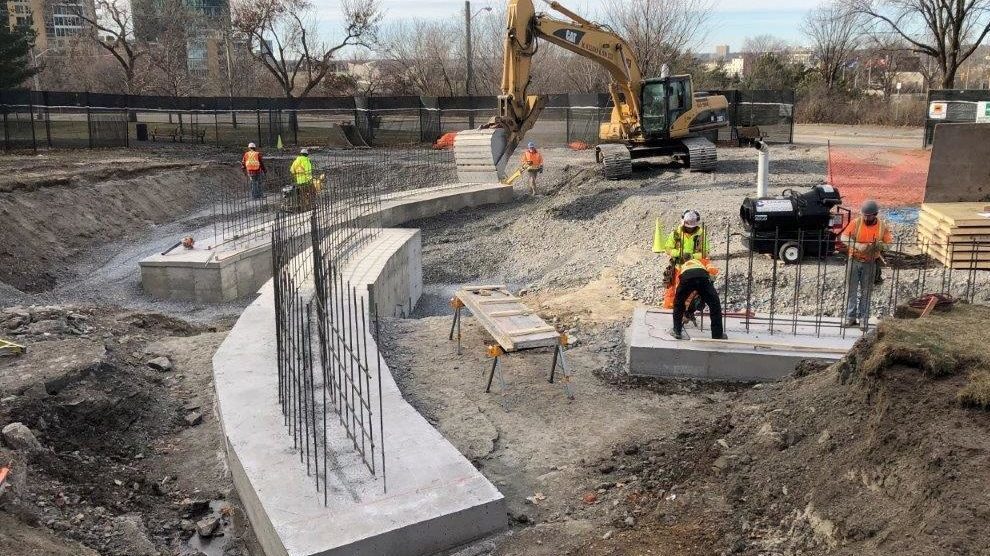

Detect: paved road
[793,124,925,149]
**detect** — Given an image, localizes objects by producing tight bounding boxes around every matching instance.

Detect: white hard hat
[247,142,256,148]
[300,148,309,155]
[682,210,700,226]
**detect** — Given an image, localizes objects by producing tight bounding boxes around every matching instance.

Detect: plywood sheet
[456,286,560,352]
[920,203,990,228]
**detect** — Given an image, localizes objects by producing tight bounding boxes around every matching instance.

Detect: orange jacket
[522,150,543,169]
[840,217,892,261]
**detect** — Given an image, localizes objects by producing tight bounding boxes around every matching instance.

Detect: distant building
[787,48,814,67]
[132,0,230,77]
[706,56,745,79]
[5,0,96,51]
[715,44,730,58]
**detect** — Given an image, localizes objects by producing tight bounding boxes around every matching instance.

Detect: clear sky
[314,0,819,53]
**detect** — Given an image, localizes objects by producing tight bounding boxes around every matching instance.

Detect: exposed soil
[0,149,241,293]
[383,143,990,555]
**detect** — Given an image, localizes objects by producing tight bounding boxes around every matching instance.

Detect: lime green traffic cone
[651,218,664,253]
[276,134,283,150]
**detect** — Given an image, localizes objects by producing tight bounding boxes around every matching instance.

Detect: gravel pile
[412,144,990,318]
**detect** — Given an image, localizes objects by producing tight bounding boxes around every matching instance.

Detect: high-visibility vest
[290,155,313,185]
[678,258,718,277]
[522,150,543,169]
[842,217,890,261]
[665,226,709,260]
[244,150,261,172]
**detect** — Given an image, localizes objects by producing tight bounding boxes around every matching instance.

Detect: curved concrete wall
[213,184,512,556]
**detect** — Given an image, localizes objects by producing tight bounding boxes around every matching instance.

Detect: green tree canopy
[0,20,37,90]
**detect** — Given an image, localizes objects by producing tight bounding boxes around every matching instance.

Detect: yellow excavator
[454,0,730,182]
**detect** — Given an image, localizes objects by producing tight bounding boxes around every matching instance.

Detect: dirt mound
[0,305,257,555]
[579,305,990,555]
[0,159,242,292]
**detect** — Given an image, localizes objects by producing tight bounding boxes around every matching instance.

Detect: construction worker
[242,142,266,200]
[662,210,711,309]
[290,148,314,210]
[521,141,544,196]
[671,258,726,340]
[840,199,892,329]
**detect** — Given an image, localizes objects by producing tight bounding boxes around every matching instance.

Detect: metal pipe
[754,138,770,198]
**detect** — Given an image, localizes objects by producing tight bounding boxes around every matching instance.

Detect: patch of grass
[958,370,990,410]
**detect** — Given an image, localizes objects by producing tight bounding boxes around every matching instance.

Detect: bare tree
[604,0,715,78]
[848,0,990,88]
[232,0,382,98]
[803,2,864,89]
[742,34,791,55]
[375,19,463,96]
[145,0,201,96]
[74,0,148,94]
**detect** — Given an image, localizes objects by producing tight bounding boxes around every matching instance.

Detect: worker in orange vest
[840,199,892,329]
[241,142,267,200]
[521,141,544,196]
[671,258,726,340]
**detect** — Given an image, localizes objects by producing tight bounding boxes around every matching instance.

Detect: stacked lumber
[917,203,990,269]
[455,285,560,351]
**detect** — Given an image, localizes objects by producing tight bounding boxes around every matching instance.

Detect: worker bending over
[672,258,726,340]
[662,210,711,309]
[241,142,267,200]
[521,141,544,196]
[840,199,891,329]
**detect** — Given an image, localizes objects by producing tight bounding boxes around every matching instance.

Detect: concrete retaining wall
[213,185,514,556]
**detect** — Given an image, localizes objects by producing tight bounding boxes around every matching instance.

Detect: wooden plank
[462,284,508,292]
[918,212,990,233]
[456,288,559,352]
[920,203,990,227]
[476,297,521,305]
[490,309,533,317]
[508,325,557,337]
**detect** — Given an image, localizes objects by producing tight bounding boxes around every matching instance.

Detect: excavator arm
[499,0,643,141]
[455,0,644,182]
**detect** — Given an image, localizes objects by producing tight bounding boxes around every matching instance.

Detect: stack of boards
[918,202,990,269]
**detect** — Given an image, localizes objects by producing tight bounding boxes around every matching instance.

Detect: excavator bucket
[454,128,513,183]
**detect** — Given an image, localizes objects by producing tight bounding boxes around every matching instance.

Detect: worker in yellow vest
[241,142,266,200]
[662,210,711,309]
[671,258,726,340]
[290,148,315,210]
[290,148,313,185]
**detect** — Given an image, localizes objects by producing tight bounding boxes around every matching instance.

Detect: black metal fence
[0,89,796,151]
[923,89,990,147]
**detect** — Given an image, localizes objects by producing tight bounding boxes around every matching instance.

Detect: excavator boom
[454,0,727,182]
[456,0,643,182]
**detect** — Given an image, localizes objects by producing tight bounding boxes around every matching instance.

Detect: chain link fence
[1,89,795,152]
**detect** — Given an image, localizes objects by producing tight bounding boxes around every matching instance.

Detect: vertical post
[29,93,37,153]
[43,91,52,148]
[465,1,473,97]
[85,92,93,149]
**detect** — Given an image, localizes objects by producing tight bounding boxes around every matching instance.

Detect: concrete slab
[627,307,863,381]
[213,229,505,556]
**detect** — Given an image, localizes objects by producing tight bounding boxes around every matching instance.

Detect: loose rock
[2,422,43,452]
[147,356,173,372]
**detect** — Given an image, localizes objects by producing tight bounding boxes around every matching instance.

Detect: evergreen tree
[0,17,38,90]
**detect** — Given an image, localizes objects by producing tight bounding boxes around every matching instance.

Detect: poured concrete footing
[214,229,505,556]
[627,307,864,381]
[140,183,512,303]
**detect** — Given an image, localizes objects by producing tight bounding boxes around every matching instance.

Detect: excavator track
[681,136,717,172]
[597,144,633,180]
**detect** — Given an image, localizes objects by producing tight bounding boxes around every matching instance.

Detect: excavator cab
[640,76,694,140]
